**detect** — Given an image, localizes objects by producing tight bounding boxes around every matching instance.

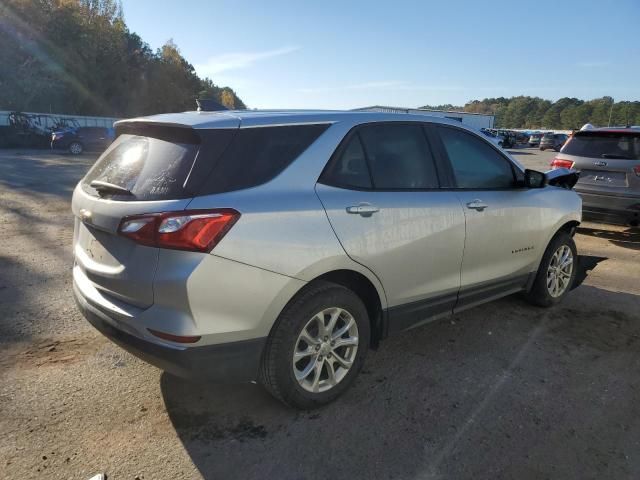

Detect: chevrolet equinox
[72,110,582,408]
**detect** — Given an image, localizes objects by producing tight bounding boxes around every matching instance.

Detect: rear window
[82,132,199,201]
[561,132,640,160]
[198,124,330,194]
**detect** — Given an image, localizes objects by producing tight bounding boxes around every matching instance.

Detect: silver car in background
[72,110,582,408]
[552,127,640,225]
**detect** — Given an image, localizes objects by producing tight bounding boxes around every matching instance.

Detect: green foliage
[0,0,245,116]
[423,95,638,129]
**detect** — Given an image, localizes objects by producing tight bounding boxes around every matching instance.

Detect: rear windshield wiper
[89,180,133,196]
[601,153,632,160]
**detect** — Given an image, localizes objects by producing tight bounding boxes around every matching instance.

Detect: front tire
[69,141,83,155]
[524,232,577,307]
[259,281,370,409]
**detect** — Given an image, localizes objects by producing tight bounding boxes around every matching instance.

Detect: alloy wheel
[293,307,359,393]
[546,244,573,297]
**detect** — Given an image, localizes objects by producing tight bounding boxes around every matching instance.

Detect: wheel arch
[532,218,581,281]
[276,267,387,349]
[312,269,385,347]
[556,219,580,237]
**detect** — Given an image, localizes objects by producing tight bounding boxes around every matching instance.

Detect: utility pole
[608,99,614,127]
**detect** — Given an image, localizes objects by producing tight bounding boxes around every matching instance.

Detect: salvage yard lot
[1,147,639,479]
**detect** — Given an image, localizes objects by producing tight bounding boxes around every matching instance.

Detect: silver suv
[72,111,582,408]
[552,127,640,226]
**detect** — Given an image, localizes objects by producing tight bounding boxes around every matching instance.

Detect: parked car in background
[51,126,115,154]
[72,110,582,409]
[528,132,544,147]
[480,128,504,148]
[551,127,640,225]
[540,133,569,151]
[499,130,516,149]
[515,132,530,145]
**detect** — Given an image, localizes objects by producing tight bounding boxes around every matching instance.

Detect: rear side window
[358,124,439,189]
[562,132,640,160]
[437,126,515,189]
[199,124,330,194]
[82,133,199,201]
[321,134,372,189]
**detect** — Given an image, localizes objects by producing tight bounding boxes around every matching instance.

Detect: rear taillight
[550,158,574,170]
[634,165,640,177]
[118,209,240,252]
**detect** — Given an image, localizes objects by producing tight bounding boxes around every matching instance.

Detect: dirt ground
[1,147,639,480]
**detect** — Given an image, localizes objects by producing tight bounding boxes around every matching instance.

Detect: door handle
[346,203,379,216]
[466,199,488,211]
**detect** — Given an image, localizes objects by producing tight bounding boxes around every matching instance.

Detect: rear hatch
[557,130,640,195]
[71,121,238,307]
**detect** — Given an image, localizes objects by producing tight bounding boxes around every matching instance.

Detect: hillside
[0,0,245,117]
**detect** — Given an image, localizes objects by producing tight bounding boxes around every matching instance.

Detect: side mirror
[524,169,546,188]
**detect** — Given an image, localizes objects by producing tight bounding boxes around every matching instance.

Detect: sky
[120,0,640,110]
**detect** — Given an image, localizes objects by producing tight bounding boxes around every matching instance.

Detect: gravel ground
[1,147,639,480]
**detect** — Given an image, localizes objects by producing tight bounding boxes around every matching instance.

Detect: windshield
[561,131,640,160]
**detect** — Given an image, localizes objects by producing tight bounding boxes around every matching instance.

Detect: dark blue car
[51,126,115,154]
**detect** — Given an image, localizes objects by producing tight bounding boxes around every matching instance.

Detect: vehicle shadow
[577,226,640,251]
[574,254,608,288]
[507,150,534,155]
[161,269,640,479]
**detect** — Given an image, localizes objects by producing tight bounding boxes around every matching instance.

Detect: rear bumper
[576,189,640,225]
[73,281,267,382]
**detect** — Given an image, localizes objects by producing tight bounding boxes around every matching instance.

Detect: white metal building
[0,111,119,128]
[353,105,494,129]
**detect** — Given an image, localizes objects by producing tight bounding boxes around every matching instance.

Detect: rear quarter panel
[187,188,389,309]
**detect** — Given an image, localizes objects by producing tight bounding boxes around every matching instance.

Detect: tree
[0,0,245,117]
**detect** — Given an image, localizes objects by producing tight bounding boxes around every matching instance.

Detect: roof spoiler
[196,99,229,112]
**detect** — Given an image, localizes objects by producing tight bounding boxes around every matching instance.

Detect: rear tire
[524,232,577,307]
[259,281,370,409]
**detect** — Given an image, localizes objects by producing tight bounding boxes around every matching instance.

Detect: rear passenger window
[358,124,439,189]
[200,124,330,194]
[438,126,515,189]
[321,134,372,189]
